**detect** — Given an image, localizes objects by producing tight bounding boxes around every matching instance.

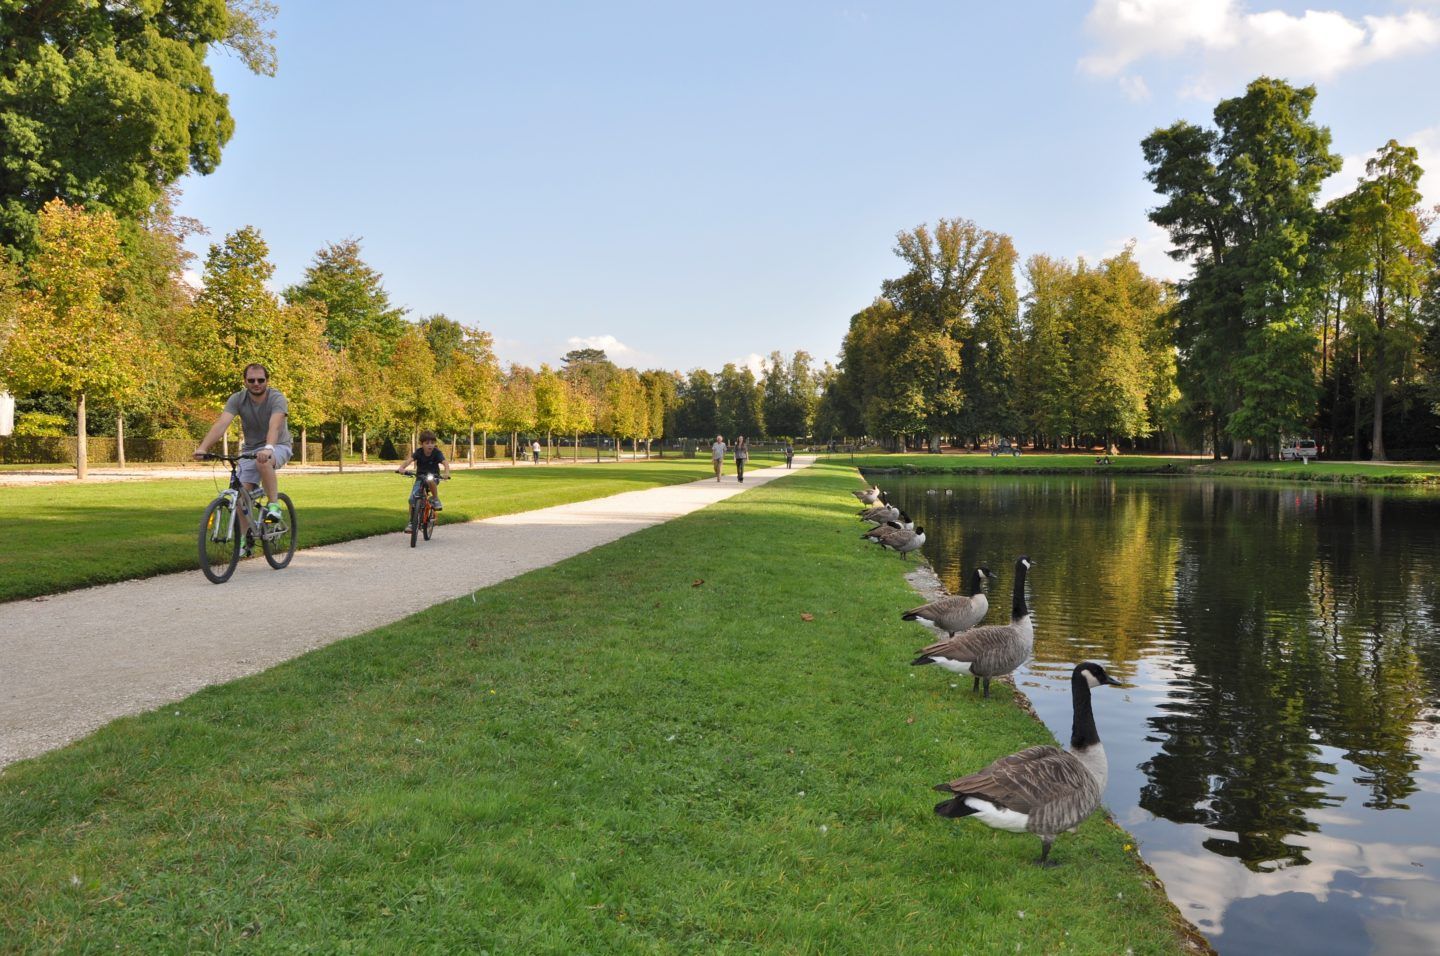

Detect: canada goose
[911,556,1033,697]
[860,503,905,524]
[879,525,926,560]
[862,517,914,541]
[852,486,883,504]
[932,660,1125,867]
[901,567,995,636]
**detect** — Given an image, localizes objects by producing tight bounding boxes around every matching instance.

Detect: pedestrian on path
[784,442,794,468]
[734,435,749,482]
[532,440,541,464]
[711,434,726,481]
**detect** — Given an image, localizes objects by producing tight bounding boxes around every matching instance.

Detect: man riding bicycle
[193,363,293,554]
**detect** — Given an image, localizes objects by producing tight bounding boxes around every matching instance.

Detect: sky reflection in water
[877,474,1440,956]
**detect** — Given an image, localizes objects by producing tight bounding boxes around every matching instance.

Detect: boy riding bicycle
[398,430,450,533]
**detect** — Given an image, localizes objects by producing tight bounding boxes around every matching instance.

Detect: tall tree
[0,0,277,253]
[881,218,1014,451]
[677,368,718,438]
[495,364,536,463]
[1143,77,1340,457]
[715,363,764,439]
[533,363,567,460]
[274,301,334,464]
[1329,140,1428,460]
[185,226,284,411]
[284,239,406,351]
[955,234,1021,443]
[0,200,139,477]
[639,368,678,456]
[444,328,499,464]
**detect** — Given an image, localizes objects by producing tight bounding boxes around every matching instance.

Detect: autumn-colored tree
[0,200,139,478]
[533,364,568,461]
[444,328,500,463]
[334,330,391,465]
[274,301,335,464]
[495,365,537,464]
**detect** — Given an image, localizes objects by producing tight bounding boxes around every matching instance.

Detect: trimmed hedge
[0,436,326,465]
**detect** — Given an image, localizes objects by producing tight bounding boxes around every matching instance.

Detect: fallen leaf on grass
[692,579,704,587]
[905,716,915,724]
[800,613,815,622]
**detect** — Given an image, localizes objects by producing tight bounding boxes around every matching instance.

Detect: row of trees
[826,77,1439,459]
[0,201,837,475]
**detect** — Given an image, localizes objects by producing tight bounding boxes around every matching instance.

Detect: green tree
[274,301,334,464]
[284,239,407,351]
[533,363,567,460]
[955,234,1021,443]
[639,368,678,456]
[388,327,445,449]
[1328,140,1429,460]
[185,226,284,416]
[760,350,818,438]
[0,1,277,253]
[334,330,391,465]
[1142,77,1340,457]
[495,364,536,463]
[420,313,465,372]
[0,200,138,477]
[715,362,763,439]
[444,328,499,463]
[1017,255,1078,448]
[677,368,718,438]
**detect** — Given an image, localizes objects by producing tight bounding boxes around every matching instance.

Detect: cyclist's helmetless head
[243,363,269,395]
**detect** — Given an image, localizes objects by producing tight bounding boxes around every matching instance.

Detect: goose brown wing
[932,746,1087,814]
[914,621,1013,662]
[903,594,974,622]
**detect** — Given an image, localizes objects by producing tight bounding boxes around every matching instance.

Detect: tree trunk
[1352,340,1363,460]
[301,425,308,465]
[482,430,487,462]
[338,420,346,473]
[76,392,88,480]
[116,409,125,469]
[469,426,475,466]
[362,430,368,464]
[546,429,552,463]
[511,430,517,465]
[1211,412,1222,461]
[1371,291,1388,461]
[574,431,579,462]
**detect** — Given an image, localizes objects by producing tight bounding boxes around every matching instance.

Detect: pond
[873,473,1440,956]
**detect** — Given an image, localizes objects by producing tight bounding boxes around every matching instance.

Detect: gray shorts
[238,444,292,485]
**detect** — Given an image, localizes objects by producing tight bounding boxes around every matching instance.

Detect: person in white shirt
[711,434,726,481]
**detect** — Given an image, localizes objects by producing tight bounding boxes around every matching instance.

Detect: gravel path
[0,458,814,772]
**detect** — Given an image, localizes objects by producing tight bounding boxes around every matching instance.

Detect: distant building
[0,391,13,436]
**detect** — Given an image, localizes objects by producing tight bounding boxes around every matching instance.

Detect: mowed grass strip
[0,458,759,602]
[848,452,1440,483]
[0,462,1189,954]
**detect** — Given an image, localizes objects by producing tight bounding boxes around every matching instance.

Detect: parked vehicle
[990,438,1020,457]
[1280,438,1318,461]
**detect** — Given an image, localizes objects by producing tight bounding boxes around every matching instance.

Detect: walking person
[532,439,541,464]
[734,435,749,482]
[784,441,794,468]
[193,363,292,555]
[711,434,726,481]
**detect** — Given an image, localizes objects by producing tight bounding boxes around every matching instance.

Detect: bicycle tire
[262,493,298,569]
[409,498,420,548]
[423,500,436,541]
[199,497,241,583]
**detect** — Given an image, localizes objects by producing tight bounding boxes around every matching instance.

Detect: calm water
[875,474,1440,956]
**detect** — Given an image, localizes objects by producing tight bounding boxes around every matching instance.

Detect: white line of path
[0,458,815,772]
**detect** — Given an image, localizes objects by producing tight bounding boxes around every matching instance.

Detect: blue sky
[176,1,1440,374]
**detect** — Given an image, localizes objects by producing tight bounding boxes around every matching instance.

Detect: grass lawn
[844,452,1440,484]
[0,462,1194,954]
[0,459,742,603]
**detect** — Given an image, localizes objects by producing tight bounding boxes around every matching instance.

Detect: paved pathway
[0,459,814,771]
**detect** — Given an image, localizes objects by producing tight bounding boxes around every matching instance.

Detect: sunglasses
[246,377,267,384]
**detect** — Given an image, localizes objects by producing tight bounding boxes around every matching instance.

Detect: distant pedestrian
[711,434,726,481]
[784,441,794,468]
[532,440,541,464]
[734,435,749,482]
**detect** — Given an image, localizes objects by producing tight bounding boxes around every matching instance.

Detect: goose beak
[1104,675,1130,688]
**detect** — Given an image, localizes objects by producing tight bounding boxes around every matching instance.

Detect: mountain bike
[401,471,447,548]
[198,453,298,583]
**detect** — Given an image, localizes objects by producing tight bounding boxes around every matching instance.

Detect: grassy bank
[0,463,1194,954]
[847,452,1440,484]
[0,459,742,602]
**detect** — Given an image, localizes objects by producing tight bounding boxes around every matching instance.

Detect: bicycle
[197,453,298,583]
[401,471,447,548]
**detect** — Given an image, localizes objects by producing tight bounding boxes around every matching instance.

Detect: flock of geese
[853,483,1125,867]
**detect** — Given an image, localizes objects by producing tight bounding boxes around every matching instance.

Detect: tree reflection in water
[881,474,1440,881]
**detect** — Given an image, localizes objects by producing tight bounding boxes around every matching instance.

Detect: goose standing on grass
[879,525,926,560]
[901,567,995,636]
[911,556,1033,697]
[853,485,883,504]
[932,661,1125,867]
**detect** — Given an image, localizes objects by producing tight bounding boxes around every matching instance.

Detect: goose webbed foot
[1035,840,1059,868]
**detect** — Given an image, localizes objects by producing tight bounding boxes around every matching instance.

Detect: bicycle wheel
[409,498,420,548]
[262,492,298,569]
[199,497,240,584]
[422,499,436,541]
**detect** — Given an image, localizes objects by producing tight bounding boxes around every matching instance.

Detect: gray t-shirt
[224,388,292,451]
[711,441,726,460]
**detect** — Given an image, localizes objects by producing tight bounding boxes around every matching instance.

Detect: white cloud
[565,334,634,356]
[181,269,204,291]
[1118,73,1152,101]
[736,353,766,378]
[1086,221,1194,285]
[1081,0,1440,97]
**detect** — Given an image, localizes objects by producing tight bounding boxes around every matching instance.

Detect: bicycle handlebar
[400,472,448,479]
[199,452,257,462]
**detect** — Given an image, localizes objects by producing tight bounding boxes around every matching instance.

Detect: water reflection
[876,474,1440,955]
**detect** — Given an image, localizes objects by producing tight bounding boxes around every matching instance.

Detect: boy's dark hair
[419,430,438,443]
